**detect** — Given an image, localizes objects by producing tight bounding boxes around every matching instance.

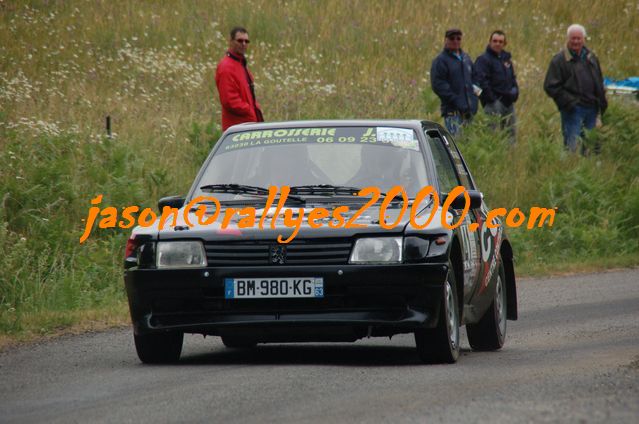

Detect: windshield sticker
[231,128,336,142]
[376,127,419,150]
[221,127,420,153]
[390,139,419,150]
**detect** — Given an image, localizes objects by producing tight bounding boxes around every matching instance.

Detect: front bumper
[125,263,448,340]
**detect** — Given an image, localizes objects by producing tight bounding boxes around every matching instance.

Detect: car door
[443,133,504,304]
[424,129,482,302]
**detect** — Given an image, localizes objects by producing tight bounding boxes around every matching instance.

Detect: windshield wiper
[289,185,409,203]
[200,183,269,195]
[289,184,365,196]
[199,184,304,203]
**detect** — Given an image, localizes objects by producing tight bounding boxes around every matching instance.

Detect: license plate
[224,278,324,299]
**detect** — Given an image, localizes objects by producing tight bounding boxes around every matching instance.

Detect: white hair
[566,24,587,38]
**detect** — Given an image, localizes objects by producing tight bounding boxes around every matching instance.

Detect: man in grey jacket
[543,24,607,154]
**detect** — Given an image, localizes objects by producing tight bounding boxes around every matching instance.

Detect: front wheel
[134,331,183,364]
[467,261,507,351]
[415,262,460,364]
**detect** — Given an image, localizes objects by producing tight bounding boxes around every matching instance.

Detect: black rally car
[124,120,517,364]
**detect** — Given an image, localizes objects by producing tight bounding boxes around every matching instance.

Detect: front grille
[204,239,352,266]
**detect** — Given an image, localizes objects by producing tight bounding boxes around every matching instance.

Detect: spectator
[431,28,478,136]
[474,30,519,144]
[543,24,607,154]
[215,26,264,131]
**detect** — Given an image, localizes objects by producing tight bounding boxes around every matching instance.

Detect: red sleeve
[216,68,252,116]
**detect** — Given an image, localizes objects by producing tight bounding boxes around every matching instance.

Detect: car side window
[426,131,460,193]
[443,135,474,189]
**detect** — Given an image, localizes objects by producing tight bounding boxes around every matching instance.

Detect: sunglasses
[234,38,250,44]
[448,36,462,41]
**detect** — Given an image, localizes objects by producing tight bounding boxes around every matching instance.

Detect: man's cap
[445,28,463,38]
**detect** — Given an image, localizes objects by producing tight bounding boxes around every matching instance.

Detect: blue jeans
[484,100,516,144]
[560,105,597,153]
[444,113,472,136]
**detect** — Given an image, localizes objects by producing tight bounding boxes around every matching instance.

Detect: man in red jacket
[215,27,264,131]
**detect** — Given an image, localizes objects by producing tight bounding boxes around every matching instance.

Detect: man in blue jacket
[474,30,519,144]
[431,29,478,136]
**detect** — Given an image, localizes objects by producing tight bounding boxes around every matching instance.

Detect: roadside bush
[459,100,639,272]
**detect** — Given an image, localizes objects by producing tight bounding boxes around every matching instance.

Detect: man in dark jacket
[543,24,607,153]
[431,29,478,136]
[474,30,519,143]
[215,26,264,131]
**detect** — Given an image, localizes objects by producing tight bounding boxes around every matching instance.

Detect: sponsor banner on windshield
[222,127,419,153]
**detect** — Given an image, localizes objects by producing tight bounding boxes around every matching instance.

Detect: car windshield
[192,126,430,200]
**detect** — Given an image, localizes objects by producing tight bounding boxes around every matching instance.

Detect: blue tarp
[604,77,639,92]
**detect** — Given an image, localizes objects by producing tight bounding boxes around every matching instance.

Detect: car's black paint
[124,119,517,363]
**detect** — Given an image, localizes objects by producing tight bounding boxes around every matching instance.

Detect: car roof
[224,119,443,134]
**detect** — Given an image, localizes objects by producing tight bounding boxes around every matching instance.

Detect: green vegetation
[459,103,639,273]
[1,0,638,344]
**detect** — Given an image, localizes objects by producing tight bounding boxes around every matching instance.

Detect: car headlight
[349,237,403,264]
[157,241,207,268]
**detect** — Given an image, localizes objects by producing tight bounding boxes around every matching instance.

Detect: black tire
[134,331,183,364]
[415,262,460,364]
[221,335,257,349]
[467,261,507,351]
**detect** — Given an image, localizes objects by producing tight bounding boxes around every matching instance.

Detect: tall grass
[1,0,638,340]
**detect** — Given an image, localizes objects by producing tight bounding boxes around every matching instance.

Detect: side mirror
[158,195,185,211]
[445,190,483,210]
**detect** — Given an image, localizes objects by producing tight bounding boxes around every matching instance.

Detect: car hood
[132,203,453,241]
